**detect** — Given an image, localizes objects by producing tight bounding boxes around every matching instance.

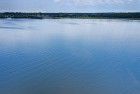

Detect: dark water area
[0,19,140,94]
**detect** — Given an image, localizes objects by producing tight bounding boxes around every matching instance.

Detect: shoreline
[0,12,140,19]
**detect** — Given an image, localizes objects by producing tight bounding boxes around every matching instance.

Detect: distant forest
[0,12,140,19]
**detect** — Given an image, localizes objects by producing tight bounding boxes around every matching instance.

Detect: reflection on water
[0,19,140,94]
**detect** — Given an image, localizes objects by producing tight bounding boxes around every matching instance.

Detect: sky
[0,0,140,12]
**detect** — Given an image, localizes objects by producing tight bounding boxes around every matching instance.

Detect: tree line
[0,12,140,19]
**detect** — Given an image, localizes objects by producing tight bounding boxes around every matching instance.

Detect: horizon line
[0,12,140,13]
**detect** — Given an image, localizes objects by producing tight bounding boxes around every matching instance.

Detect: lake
[0,19,140,94]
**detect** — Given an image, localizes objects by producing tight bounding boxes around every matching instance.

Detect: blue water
[0,19,140,94]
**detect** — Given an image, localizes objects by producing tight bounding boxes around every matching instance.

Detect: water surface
[0,19,140,94]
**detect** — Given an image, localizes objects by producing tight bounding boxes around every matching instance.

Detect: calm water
[0,19,140,94]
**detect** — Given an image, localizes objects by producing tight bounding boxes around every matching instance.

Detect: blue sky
[0,0,140,12]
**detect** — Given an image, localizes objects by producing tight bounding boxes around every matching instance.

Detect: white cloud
[54,0,134,6]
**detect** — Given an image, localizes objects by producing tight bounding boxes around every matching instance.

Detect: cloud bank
[54,0,133,6]
[0,0,139,12]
